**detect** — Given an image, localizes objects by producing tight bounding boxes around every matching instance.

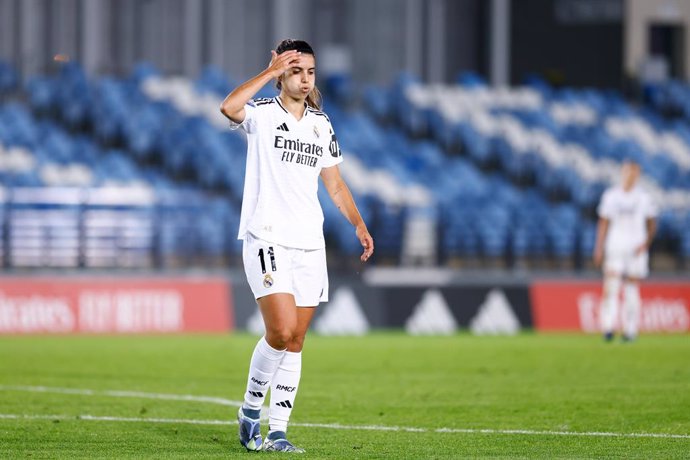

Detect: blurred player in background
[594,160,657,342]
[220,39,374,453]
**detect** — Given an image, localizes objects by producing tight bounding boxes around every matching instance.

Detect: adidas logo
[276,123,289,131]
[469,289,519,335]
[314,287,370,336]
[405,289,458,335]
[248,391,264,398]
[276,400,293,408]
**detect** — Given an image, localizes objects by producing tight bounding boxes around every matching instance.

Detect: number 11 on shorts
[258,247,277,274]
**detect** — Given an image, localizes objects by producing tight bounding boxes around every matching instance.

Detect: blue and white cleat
[263,432,305,453]
[237,408,263,451]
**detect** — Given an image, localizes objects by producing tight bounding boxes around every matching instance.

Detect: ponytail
[275,74,322,111]
[306,86,322,111]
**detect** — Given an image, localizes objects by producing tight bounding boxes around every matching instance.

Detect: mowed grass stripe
[2,413,689,439]
[1,333,689,459]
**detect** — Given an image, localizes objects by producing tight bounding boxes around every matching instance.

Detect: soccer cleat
[603,332,614,342]
[237,407,262,451]
[263,432,305,453]
[621,334,635,343]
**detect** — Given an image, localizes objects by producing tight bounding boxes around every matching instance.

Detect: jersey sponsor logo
[274,135,323,168]
[280,151,318,167]
[614,203,638,216]
[276,123,289,132]
[274,135,323,156]
[275,384,296,392]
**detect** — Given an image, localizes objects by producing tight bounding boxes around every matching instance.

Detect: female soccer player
[594,160,657,342]
[220,39,374,453]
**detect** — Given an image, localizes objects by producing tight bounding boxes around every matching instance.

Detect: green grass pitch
[1,333,688,459]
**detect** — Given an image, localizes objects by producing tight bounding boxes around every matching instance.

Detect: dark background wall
[0,0,488,85]
[1,1,656,95]
[510,0,624,87]
[443,0,489,82]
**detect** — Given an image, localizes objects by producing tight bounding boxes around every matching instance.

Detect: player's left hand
[593,245,603,267]
[634,243,648,256]
[356,224,374,262]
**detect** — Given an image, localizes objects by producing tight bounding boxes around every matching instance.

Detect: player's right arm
[635,217,657,255]
[635,194,658,255]
[593,217,609,268]
[219,50,301,124]
[594,189,614,268]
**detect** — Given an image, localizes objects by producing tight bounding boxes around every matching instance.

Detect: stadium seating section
[0,60,689,269]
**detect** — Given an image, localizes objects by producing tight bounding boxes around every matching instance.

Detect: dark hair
[275,39,322,110]
[276,39,314,55]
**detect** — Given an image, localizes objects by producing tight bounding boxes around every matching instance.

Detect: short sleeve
[597,190,614,219]
[321,123,344,168]
[228,100,259,134]
[643,193,658,218]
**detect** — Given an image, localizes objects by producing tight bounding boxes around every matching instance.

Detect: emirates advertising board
[530,281,690,333]
[0,278,233,334]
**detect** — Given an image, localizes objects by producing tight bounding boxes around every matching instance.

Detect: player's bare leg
[621,277,642,342]
[600,271,622,341]
[238,293,296,451]
[264,305,316,453]
[259,293,301,350]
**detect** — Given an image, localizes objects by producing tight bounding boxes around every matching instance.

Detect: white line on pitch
[0,385,243,407]
[0,413,234,426]
[2,385,689,440]
[0,413,689,440]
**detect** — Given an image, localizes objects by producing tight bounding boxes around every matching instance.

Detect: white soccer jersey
[230,97,343,250]
[597,185,657,253]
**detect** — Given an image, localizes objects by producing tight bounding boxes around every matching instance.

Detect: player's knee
[287,333,306,352]
[623,280,640,300]
[266,326,294,349]
[604,276,621,298]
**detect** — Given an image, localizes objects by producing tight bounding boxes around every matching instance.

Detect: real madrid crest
[313,125,320,138]
[263,274,274,288]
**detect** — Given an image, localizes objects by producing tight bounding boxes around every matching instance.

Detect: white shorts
[604,248,649,279]
[242,232,329,306]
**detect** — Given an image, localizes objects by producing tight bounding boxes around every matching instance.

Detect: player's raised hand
[593,246,603,268]
[356,224,374,262]
[267,50,300,78]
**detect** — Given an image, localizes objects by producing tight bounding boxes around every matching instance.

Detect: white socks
[269,351,302,435]
[600,276,622,334]
[600,277,642,338]
[243,337,286,411]
[242,337,304,435]
[622,282,641,338]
